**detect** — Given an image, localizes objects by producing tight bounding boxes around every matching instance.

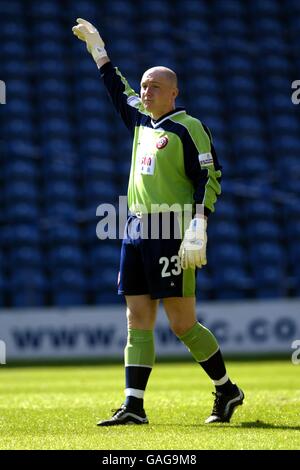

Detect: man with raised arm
[72,19,244,426]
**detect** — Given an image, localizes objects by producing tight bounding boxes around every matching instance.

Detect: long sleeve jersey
[100,62,222,217]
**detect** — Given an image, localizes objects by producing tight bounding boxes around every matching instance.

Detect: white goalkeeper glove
[72,18,107,64]
[178,217,207,269]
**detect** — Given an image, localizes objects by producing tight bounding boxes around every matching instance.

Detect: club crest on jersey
[156,136,169,149]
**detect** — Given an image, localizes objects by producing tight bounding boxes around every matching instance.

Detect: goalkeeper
[72,19,244,426]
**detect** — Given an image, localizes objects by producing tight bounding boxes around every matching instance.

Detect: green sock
[124,329,155,410]
[179,322,219,362]
[125,328,155,367]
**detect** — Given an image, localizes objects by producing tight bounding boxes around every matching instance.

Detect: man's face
[140,69,178,119]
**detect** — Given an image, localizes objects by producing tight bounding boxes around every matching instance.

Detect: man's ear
[173,87,179,99]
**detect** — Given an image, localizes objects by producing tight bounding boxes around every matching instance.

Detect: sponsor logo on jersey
[156,136,169,149]
[198,152,213,167]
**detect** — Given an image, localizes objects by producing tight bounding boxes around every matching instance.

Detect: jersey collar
[151,107,186,128]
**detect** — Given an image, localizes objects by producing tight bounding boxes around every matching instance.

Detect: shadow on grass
[153,421,300,431]
[240,421,300,431]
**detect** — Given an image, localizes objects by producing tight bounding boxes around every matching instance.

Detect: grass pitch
[0,360,299,450]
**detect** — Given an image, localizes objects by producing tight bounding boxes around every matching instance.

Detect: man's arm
[72,18,145,132]
[178,122,221,270]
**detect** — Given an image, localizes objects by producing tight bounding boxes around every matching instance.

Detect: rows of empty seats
[0,0,299,306]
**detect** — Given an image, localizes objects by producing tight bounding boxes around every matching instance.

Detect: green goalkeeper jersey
[100,62,222,216]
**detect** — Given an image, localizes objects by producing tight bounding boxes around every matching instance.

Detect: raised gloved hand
[72,18,107,63]
[178,217,207,269]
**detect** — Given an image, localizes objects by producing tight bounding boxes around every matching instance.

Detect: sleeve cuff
[99,61,113,77]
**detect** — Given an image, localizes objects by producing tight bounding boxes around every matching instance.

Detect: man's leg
[98,295,158,426]
[163,297,244,423]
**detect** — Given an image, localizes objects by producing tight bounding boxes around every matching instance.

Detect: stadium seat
[10,247,43,267]
[213,267,252,300]
[51,268,87,306]
[47,224,81,245]
[5,160,38,180]
[246,220,280,242]
[6,224,41,247]
[5,181,39,203]
[6,202,40,222]
[49,246,85,269]
[254,265,286,298]
[10,268,47,307]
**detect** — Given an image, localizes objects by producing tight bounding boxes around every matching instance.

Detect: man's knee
[169,319,196,337]
[126,295,158,329]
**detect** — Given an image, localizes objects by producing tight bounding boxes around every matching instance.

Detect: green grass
[0,360,300,450]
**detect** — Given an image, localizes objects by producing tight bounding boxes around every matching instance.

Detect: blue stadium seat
[217,17,247,36]
[237,155,269,175]
[47,224,81,245]
[7,224,40,246]
[4,119,34,139]
[30,0,62,18]
[196,269,213,301]
[2,21,26,39]
[7,98,33,118]
[181,0,208,17]
[38,79,70,98]
[254,265,286,298]
[92,267,119,304]
[39,98,70,118]
[209,243,245,267]
[40,118,73,139]
[0,273,5,307]
[49,246,85,269]
[44,180,78,204]
[84,180,117,203]
[213,267,252,300]
[75,78,106,96]
[34,40,65,58]
[8,79,32,98]
[10,268,47,307]
[243,200,277,220]
[6,140,39,160]
[5,160,38,180]
[209,220,241,242]
[10,247,43,267]
[79,118,112,138]
[84,158,115,178]
[5,181,39,203]
[90,244,120,268]
[32,21,65,40]
[246,220,280,241]
[225,55,253,75]
[250,0,280,16]
[38,59,69,78]
[2,60,31,78]
[250,242,284,267]
[67,0,98,20]
[2,41,27,58]
[6,202,39,221]
[45,202,78,221]
[215,199,239,220]
[0,0,23,16]
[51,269,87,306]
[286,220,300,239]
[42,159,78,180]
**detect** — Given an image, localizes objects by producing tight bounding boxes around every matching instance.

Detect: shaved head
[142,66,178,89]
[140,66,179,119]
